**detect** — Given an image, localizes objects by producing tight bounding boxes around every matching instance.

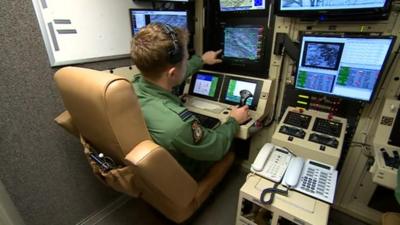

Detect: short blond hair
[131,23,189,79]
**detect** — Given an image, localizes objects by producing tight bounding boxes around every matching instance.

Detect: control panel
[272,106,347,168]
[283,111,311,129]
[183,70,274,140]
[370,98,400,189]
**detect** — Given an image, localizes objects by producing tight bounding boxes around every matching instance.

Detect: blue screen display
[130,10,187,34]
[295,35,394,101]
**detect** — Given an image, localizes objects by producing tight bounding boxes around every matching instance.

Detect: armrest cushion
[54,111,79,137]
[125,140,198,207]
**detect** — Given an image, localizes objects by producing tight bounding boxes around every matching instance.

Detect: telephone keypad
[300,169,332,198]
[283,159,337,204]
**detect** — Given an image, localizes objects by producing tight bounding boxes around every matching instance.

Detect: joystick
[239,90,253,107]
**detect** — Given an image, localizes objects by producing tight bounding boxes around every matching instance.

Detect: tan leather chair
[54,67,235,223]
[382,212,400,225]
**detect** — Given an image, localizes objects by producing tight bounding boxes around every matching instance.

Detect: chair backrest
[53,67,236,223]
[54,66,150,165]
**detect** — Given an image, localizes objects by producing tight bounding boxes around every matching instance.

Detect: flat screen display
[220,0,266,12]
[225,80,256,105]
[295,35,395,102]
[188,72,223,101]
[276,0,391,19]
[129,9,187,35]
[223,25,264,61]
[280,0,387,11]
[220,76,263,110]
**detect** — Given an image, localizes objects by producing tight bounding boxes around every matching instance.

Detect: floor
[96,165,370,225]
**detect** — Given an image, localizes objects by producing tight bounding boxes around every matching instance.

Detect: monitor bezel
[129,8,189,35]
[220,76,263,110]
[274,0,392,20]
[294,34,396,103]
[188,71,224,101]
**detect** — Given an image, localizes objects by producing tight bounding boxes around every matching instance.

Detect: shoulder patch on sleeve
[191,120,203,144]
[178,109,194,122]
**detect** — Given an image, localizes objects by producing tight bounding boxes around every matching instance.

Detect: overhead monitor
[220,76,263,110]
[129,9,187,35]
[295,35,395,102]
[276,0,391,19]
[188,72,224,101]
[219,0,266,12]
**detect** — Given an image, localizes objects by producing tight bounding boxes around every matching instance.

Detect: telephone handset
[251,143,292,183]
[282,157,305,188]
[282,157,338,204]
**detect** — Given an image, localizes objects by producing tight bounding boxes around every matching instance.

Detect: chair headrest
[54,66,150,164]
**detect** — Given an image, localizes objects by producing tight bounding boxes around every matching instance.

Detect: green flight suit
[132,55,240,179]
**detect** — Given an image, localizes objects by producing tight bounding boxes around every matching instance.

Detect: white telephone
[251,143,292,183]
[282,157,338,204]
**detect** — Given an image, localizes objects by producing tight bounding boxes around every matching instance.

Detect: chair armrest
[54,110,79,137]
[125,140,198,207]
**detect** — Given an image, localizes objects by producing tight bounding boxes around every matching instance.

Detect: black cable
[260,183,289,205]
[281,146,297,157]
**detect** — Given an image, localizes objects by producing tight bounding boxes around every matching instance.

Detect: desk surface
[240,175,330,225]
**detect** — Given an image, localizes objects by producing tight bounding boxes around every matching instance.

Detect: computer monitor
[220,76,263,110]
[188,72,224,101]
[219,0,266,12]
[223,25,264,61]
[129,9,187,35]
[218,24,268,77]
[295,35,395,102]
[276,0,391,20]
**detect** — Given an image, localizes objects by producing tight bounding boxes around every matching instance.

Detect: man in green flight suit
[130,23,250,180]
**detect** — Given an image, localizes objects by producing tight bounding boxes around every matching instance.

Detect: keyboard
[190,111,221,129]
[283,111,312,129]
[312,118,342,137]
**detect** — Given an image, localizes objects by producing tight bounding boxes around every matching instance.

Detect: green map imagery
[221,0,253,8]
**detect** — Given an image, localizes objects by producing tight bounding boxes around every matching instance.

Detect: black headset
[159,23,183,64]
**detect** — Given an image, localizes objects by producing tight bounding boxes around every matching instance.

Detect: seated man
[130,23,249,180]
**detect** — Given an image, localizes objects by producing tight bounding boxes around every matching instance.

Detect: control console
[370,98,400,189]
[272,107,347,168]
[183,70,274,140]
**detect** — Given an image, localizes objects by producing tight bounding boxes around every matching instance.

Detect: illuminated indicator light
[298,95,310,99]
[297,100,308,105]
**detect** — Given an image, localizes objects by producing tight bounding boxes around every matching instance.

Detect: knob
[390,104,396,112]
